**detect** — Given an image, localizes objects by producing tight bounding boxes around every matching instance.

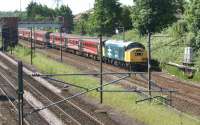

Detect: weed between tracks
[12,46,200,125]
[164,65,200,82]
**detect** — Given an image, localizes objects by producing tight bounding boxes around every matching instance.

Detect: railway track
[0,52,107,125]
[0,67,46,125]
[0,75,20,125]
[18,40,200,116]
[151,73,200,103]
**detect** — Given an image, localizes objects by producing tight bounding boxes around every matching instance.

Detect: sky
[0,0,133,14]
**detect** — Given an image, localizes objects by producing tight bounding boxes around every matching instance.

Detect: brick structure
[0,17,18,50]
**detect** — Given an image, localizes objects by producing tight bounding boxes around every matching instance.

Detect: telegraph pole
[147,31,152,97]
[60,17,64,62]
[99,0,104,104]
[30,27,33,65]
[33,27,36,54]
[100,35,103,104]
[60,29,62,62]
[18,61,24,125]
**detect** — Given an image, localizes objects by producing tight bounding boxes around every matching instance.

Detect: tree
[132,0,178,35]
[56,5,74,33]
[185,0,200,33]
[91,0,122,35]
[26,2,38,18]
[26,2,55,20]
[118,6,133,30]
[175,0,187,14]
[185,0,200,52]
[74,13,90,35]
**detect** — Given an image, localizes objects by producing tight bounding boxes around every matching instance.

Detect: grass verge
[164,65,200,82]
[12,45,200,125]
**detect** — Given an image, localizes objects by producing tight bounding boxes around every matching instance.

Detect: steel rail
[97,89,176,93]
[44,77,89,90]
[8,65,101,125]
[27,75,130,116]
[131,73,200,122]
[82,61,200,122]
[22,78,82,125]
[1,58,104,125]
[15,71,104,125]
[0,71,31,125]
[0,62,82,125]
[32,72,145,77]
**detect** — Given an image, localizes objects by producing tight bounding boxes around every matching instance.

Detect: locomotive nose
[125,48,147,63]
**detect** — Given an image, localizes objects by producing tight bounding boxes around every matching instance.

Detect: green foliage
[55,5,74,33]
[112,29,144,41]
[34,15,45,20]
[74,1,133,36]
[90,0,122,35]
[26,2,74,32]
[165,64,200,84]
[189,31,200,52]
[118,6,133,30]
[184,0,200,52]
[167,19,188,37]
[74,13,90,35]
[165,65,190,80]
[175,0,187,14]
[185,0,200,33]
[131,0,179,35]
[26,2,55,20]
[18,11,28,20]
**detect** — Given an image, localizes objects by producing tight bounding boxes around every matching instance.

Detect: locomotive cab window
[126,42,145,50]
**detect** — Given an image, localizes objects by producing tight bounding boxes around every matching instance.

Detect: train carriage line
[18,28,148,71]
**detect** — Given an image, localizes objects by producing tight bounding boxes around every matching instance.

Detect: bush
[186,31,200,53]
[167,20,188,37]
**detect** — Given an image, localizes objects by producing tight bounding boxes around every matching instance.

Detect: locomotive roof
[105,40,145,49]
[50,33,100,43]
[105,40,133,46]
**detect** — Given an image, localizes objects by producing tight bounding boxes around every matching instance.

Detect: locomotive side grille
[135,52,143,56]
